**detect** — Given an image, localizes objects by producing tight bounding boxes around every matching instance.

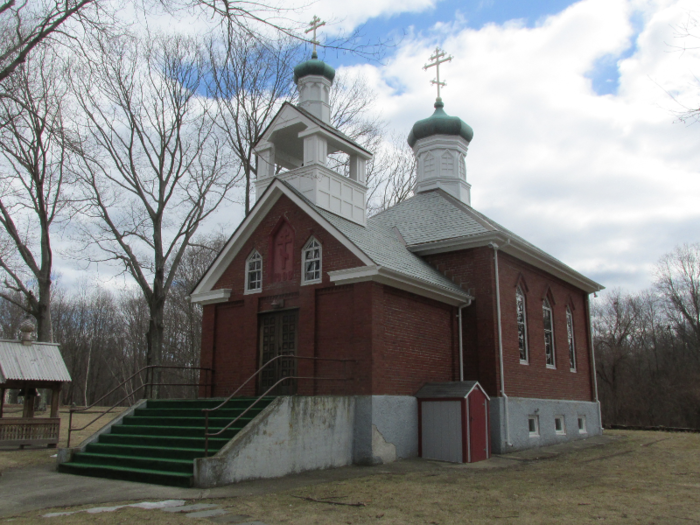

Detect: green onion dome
[293,51,336,84]
[407,98,474,148]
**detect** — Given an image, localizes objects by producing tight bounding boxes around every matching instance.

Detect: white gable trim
[190,289,232,305]
[191,180,374,300]
[408,232,603,294]
[328,265,472,307]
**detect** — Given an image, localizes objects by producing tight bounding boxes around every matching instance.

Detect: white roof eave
[407,232,604,294]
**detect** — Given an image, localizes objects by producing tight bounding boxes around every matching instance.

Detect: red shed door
[468,391,489,462]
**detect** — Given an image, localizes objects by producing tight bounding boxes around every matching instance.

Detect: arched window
[245,251,262,293]
[302,237,322,284]
[543,298,555,368]
[566,307,576,371]
[516,287,529,363]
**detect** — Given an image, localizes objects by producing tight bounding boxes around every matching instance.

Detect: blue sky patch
[585,10,644,96]
[331,0,580,68]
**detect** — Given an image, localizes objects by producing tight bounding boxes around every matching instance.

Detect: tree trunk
[36,276,53,343]
[146,295,166,399]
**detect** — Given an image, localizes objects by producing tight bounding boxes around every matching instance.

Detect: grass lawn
[2,430,700,524]
[0,405,125,473]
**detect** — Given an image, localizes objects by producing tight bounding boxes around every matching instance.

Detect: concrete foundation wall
[194,396,355,487]
[354,396,418,465]
[490,396,602,454]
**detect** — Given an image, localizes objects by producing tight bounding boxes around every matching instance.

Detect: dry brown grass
[0,406,125,472]
[3,430,700,524]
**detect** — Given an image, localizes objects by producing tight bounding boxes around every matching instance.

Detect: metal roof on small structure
[0,340,72,384]
[416,381,489,399]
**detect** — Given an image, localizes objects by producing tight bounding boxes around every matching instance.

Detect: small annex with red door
[417,382,490,463]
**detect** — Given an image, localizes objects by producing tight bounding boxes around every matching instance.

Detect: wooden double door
[258,310,298,395]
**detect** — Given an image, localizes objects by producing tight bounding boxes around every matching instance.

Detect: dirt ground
[3,430,700,524]
[0,405,125,472]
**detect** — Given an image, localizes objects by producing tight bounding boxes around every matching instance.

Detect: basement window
[528,416,539,437]
[555,416,566,435]
[578,416,587,434]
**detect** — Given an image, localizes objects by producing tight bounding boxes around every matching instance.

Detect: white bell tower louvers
[252,18,372,226]
[409,47,474,206]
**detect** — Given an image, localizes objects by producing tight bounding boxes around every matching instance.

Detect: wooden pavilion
[0,319,71,448]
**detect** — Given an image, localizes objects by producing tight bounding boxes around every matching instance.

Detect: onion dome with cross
[293,16,335,122]
[409,47,474,206]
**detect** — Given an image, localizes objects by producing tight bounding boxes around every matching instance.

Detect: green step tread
[76,452,195,465]
[88,443,206,453]
[60,462,192,478]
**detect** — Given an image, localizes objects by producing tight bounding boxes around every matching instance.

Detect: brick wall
[496,251,593,402]
[377,287,456,395]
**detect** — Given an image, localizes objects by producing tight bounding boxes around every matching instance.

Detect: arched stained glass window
[302,238,322,284]
[566,307,576,371]
[516,287,529,363]
[245,251,262,293]
[543,298,555,368]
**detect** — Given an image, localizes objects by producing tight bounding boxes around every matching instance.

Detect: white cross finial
[305,16,326,57]
[423,47,453,100]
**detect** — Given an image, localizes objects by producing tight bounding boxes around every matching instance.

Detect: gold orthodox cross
[423,47,453,99]
[305,16,326,56]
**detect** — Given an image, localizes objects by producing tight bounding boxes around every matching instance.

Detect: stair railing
[202,355,354,457]
[67,365,213,448]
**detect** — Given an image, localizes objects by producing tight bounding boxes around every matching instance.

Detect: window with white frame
[555,416,566,435]
[543,298,556,368]
[302,238,322,284]
[516,287,529,363]
[566,307,576,371]
[245,251,262,293]
[528,416,539,437]
[578,416,587,434]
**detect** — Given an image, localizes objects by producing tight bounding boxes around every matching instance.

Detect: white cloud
[343,0,700,291]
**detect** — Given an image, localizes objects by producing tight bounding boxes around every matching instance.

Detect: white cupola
[251,50,372,226]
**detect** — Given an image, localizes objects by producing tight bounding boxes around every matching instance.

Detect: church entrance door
[258,310,298,395]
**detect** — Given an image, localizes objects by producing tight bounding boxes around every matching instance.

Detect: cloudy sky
[301,0,700,292]
[46,0,699,294]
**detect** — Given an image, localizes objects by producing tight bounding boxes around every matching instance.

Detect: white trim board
[329,265,473,307]
[408,232,603,294]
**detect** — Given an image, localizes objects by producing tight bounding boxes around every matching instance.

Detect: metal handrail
[202,355,354,457]
[67,365,213,448]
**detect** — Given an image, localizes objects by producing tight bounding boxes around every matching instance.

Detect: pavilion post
[50,385,61,418]
[0,387,4,418]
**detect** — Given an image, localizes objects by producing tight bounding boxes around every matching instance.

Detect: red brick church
[191,48,604,464]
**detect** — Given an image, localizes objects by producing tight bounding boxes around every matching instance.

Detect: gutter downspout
[491,242,512,448]
[585,294,602,431]
[458,297,473,382]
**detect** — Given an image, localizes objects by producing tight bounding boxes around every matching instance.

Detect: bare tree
[70,32,238,392]
[0,45,73,342]
[208,34,301,215]
[655,242,700,354]
[0,0,100,85]
[367,132,416,216]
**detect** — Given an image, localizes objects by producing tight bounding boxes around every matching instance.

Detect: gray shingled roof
[371,189,577,268]
[280,182,467,298]
[370,191,495,245]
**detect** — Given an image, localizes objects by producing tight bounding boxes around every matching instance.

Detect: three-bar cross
[423,47,453,99]
[305,16,326,56]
